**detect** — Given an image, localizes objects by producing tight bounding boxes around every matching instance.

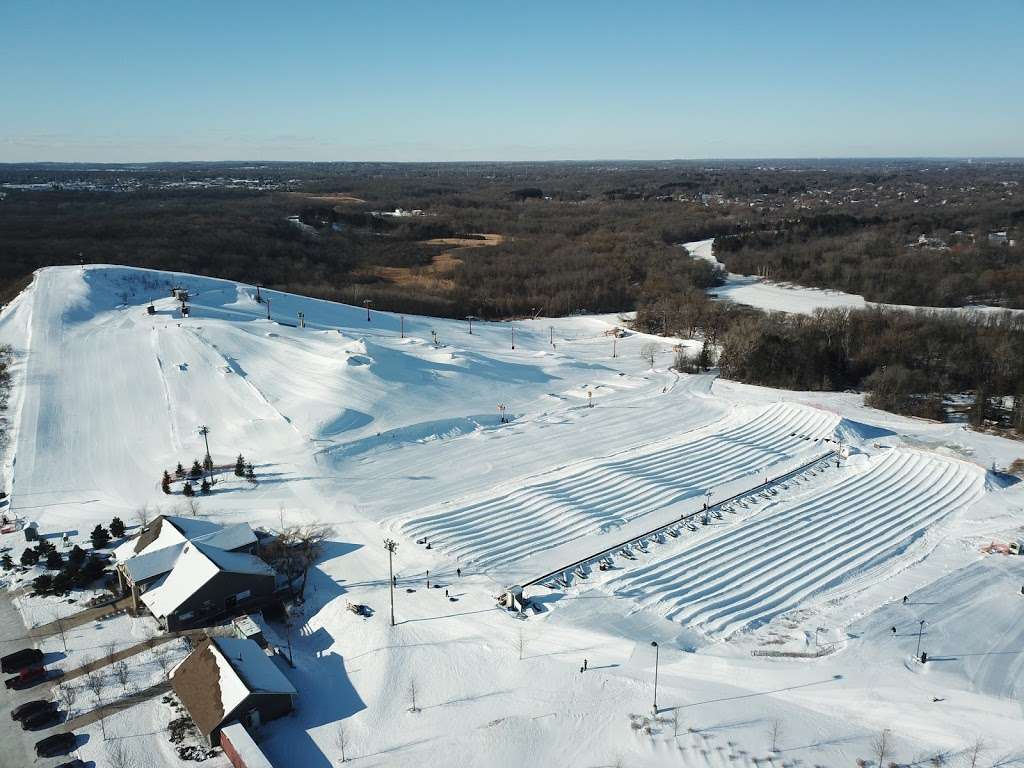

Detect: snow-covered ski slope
[399,402,838,574]
[610,449,985,636]
[2,263,1023,767]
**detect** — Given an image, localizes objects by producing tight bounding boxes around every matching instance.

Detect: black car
[34,731,76,757]
[1,647,43,673]
[10,698,52,721]
[22,705,60,730]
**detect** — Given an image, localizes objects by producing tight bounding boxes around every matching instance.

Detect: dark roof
[170,638,225,739]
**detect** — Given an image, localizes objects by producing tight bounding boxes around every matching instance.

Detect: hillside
[0,264,1022,768]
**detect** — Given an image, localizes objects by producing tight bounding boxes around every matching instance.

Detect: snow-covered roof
[139,541,273,618]
[218,723,273,768]
[116,517,257,584]
[211,637,296,716]
[121,542,186,583]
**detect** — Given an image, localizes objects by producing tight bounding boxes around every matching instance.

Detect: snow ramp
[399,403,840,573]
[609,449,985,637]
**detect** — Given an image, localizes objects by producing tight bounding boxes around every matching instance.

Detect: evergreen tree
[190,460,203,479]
[200,479,211,495]
[20,548,39,566]
[68,545,87,567]
[182,481,195,497]
[1,552,13,570]
[35,539,56,557]
[245,463,256,482]
[52,571,72,593]
[46,550,63,570]
[175,462,186,479]
[203,454,214,472]
[161,471,172,495]
[33,573,53,594]
[234,454,246,477]
[90,524,111,549]
[110,516,126,538]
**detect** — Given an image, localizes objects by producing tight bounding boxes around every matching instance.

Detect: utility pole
[364,299,373,322]
[915,619,926,660]
[201,423,216,483]
[384,539,398,627]
[651,641,659,715]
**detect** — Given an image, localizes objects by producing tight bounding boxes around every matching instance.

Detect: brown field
[376,233,506,290]
[287,192,367,205]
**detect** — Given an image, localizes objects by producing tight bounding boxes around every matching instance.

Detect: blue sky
[1,1,1022,161]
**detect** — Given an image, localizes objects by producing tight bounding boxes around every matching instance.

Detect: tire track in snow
[608,449,985,637]
[399,403,839,571]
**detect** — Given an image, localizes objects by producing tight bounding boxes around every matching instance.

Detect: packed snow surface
[0,263,1022,768]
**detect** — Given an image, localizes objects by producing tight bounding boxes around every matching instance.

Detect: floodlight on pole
[364,299,373,322]
[915,619,926,660]
[651,641,660,715]
[385,539,398,627]
[266,297,272,321]
[466,315,478,335]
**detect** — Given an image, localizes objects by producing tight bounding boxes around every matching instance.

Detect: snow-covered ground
[684,238,1024,317]
[1,263,1022,767]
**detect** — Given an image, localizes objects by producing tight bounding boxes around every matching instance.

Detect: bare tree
[967,738,985,768]
[768,719,783,752]
[135,505,152,530]
[408,677,420,713]
[263,523,335,597]
[106,738,137,768]
[55,682,78,716]
[113,659,131,693]
[151,645,172,676]
[51,611,69,653]
[334,723,349,763]
[640,342,658,367]
[104,639,118,666]
[872,729,892,768]
[83,667,107,739]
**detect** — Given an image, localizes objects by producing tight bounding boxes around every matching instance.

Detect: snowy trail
[609,450,985,636]
[399,403,838,572]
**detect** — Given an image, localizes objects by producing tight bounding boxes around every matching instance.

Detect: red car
[4,665,46,689]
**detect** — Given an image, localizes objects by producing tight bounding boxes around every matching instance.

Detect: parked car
[35,731,76,757]
[11,699,52,721]
[1,647,43,673]
[22,705,60,730]
[5,665,46,689]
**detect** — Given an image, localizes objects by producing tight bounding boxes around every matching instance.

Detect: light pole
[198,425,212,478]
[915,619,926,660]
[651,641,659,715]
[511,324,515,350]
[466,315,477,334]
[266,297,272,321]
[385,539,398,627]
[400,315,405,338]
[364,299,373,322]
